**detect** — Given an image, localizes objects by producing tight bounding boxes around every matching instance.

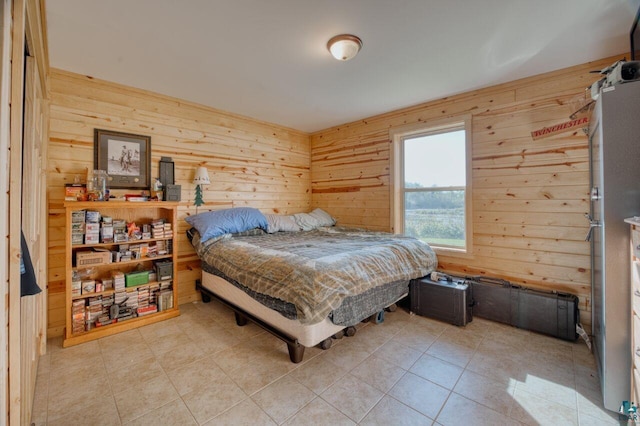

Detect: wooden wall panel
[46,69,311,337]
[310,54,626,332]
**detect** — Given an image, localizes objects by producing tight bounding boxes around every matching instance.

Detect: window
[390,117,472,255]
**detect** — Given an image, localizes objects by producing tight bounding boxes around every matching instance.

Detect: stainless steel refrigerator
[589,79,640,412]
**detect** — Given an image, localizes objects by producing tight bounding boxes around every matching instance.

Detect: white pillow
[264,214,302,233]
[293,208,336,231]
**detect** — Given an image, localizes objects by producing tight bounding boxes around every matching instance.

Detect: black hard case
[409,277,472,326]
[467,276,579,341]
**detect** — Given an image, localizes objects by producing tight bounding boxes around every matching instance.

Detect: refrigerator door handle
[585,213,601,242]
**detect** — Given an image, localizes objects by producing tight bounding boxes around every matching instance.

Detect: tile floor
[31,300,625,425]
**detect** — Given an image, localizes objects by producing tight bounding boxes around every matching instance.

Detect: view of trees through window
[403,128,466,248]
[404,187,465,246]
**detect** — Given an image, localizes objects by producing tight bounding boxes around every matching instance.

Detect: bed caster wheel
[201,293,211,303]
[332,330,345,339]
[319,338,333,350]
[371,311,385,324]
[385,303,397,312]
[345,326,357,337]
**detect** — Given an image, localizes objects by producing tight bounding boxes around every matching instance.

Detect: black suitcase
[466,276,579,341]
[410,276,473,326]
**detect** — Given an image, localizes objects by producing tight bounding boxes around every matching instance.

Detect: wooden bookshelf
[63,201,180,347]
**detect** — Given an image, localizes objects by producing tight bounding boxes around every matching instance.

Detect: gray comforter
[192,227,437,324]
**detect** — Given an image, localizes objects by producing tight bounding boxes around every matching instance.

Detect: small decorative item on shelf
[87,169,109,201]
[151,178,164,201]
[193,166,210,213]
[65,175,87,201]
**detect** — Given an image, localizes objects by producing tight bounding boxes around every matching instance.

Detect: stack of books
[71,299,85,334]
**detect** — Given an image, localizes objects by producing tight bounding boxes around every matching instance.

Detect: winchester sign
[531,117,589,140]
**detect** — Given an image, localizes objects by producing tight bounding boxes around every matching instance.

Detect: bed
[187,208,437,363]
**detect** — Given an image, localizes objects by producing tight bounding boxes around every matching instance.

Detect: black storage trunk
[410,277,472,326]
[467,276,579,341]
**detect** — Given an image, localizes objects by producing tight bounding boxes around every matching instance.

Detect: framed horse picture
[94,129,151,190]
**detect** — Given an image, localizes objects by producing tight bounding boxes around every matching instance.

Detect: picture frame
[94,129,151,189]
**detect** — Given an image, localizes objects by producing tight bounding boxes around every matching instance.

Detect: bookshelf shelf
[63,201,180,347]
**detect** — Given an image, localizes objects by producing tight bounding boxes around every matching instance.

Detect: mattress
[192,226,437,325]
[202,261,410,326]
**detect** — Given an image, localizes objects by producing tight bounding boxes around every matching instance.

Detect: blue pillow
[185,207,268,243]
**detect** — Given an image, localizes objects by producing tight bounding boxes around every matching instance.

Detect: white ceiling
[46,0,640,133]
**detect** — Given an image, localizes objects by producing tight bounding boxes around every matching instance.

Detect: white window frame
[389,116,473,257]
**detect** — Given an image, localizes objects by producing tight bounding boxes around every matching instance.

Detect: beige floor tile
[214,345,263,372]
[351,354,406,392]
[167,354,228,396]
[252,375,316,423]
[207,398,277,426]
[48,360,107,390]
[409,354,464,390]
[321,339,373,370]
[438,325,484,350]
[36,352,51,376]
[113,374,181,423]
[30,374,49,426]
[289,355,349,394]
[35,304,610,426]
[578,410,625,426]
[574,363,600,394]
[181,376,247,424]
[346,323,395,353]
[107,358,164,387]
[374,340,422,369]
[575,385,623,424]
[156,340,206,370]
[125,398,197,425]
[390,328,438,353]
[520,353,575,389]
[148,328,195,356]
[389,372,449,419]
[192,326,242,354]
[407,315,450,335]
[50,340,102,373]
[360,395,432,425]
[510,387,578,425]
[284,397,356,426]
[465,351,527,386]
[573,343,597,369]
[225,357,291,395]
[514,373,577,410]
[101,340,156,372]
[47,369,111,421]
[426,339,476,368]
[47,396,121,426]
[139,320,185,343]
[453,370,515,415]
[437,393,514,426]
[321,374,385,422]
[99,328,144,352]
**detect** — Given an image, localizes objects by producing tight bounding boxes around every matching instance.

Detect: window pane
[404,130,465,188]
[404,190,465,248]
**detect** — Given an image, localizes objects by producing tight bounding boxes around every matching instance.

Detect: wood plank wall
[310,55,625,332]
[46,69,311,337]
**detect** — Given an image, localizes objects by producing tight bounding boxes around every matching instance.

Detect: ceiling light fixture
[327,34,363,61]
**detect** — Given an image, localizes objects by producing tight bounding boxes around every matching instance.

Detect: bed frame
[196,278,311,362]
[196,272,399,363]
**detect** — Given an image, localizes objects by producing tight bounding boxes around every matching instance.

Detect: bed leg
[234,312,248,326]
[201,293,211,303]
[287,342,305,363]
[345,326,357,337]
